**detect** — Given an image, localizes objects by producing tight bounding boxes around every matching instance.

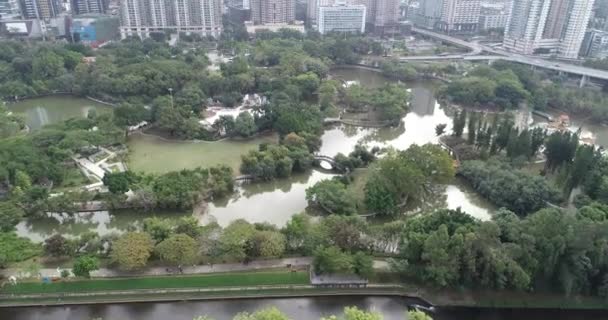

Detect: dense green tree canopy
[0,201,24,232]
[365,144,454,215]
[155,233,199,265]
[246,230,286,258]
[313,246,373,278]
[459,160,561,215]
[394,208,529,290]
[0,106,25,138]
[72,256,99,278]
[219,219,256,261]
[143,217,174,243]
[234,112,257,137]
[444,64,536,110]
[102,171,138,194]
[544,131,579,172]
[44,234,72,257]
[152,169,208,209]
[313,246,355,275]
[306,178,357,215]
[111,232,154,270]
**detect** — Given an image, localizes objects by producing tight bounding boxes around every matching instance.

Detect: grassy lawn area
[2,271,309,295]
[54,167,91,191]
[127,132,278,174]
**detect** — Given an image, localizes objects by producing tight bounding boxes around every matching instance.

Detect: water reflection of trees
[213,170,333,212]
[241,171,312,196]
[105,213,142,232]
[340,124,366,138]
[212,172,310,208]
[21,209,189,240]
[401,186,449,214]
[362,122,406,144]
[332,69,388,88]
[21,212,103,238]
[409,86,436,116]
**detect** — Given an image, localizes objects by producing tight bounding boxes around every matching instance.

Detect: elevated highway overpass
[409,27,608,86]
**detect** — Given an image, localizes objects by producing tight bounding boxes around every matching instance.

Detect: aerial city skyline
[0,0,606,60]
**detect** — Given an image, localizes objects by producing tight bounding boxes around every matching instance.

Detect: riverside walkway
[0,258,390,279]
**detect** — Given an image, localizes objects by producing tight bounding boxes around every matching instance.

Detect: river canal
[1,296,607,320]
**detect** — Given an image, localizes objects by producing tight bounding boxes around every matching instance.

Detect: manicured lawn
[55,167,91,191]
[2,271,309,295]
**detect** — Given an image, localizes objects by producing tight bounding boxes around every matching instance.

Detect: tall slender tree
[452,110,467,137]
[467,112,477,144]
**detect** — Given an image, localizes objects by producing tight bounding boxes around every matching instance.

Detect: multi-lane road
[409,27,608,83]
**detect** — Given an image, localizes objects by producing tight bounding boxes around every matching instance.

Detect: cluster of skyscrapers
[250,0,296,24]
[0,0,107,19]
[503,0,595,58]
[0,0,117,41]
[409,0,599,59]
[409,0,483,33]
[1,0,607,60]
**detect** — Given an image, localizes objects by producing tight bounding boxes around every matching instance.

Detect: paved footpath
[1,258,390,279]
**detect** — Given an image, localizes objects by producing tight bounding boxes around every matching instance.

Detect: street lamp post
[168,88,174,108]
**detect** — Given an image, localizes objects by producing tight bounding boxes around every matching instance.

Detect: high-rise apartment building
[20,0,62,20]
[307,0,333,26]
[121,0,144,31]
[250,0,295,24]
[317,2,365,34]
[72,0,106,15]
[503,0,548,55]
[437,0,481,33]
[580,28,608,58]
[309,0,397,34]
[478,1,511,31]
[479,7,509,30]
[504,0,595,58]
[373,0,399,33]
[415,0,443,29]
[120,0,222,39]
[0,0,21,17]
[560,0,595,58]
[543,0,569,38]
[348,0,398,34]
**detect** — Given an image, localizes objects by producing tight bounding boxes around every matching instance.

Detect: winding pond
[6,70,608,320]
[202,70,496,228]
[2,296,607,320]
[8,96,112,130]
[14,68,501,241]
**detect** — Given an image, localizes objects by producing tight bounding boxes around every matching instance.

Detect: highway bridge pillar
[580,75,588,88]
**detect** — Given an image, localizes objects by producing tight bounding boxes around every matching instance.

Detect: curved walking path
[1,258,390,279]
